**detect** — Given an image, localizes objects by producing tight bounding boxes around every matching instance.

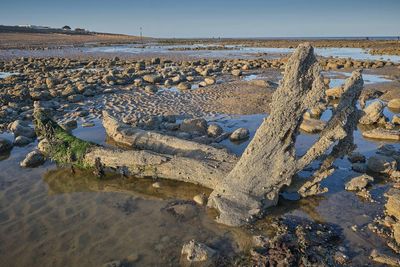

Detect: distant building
[74,28,85,32]
[62,25,71,31]
[18,24,49,30]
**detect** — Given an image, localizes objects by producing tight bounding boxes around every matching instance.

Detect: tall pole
[140,27,143,47]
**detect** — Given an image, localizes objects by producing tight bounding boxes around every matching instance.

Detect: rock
[392,115,400,125]
[20,150,45,168]
[143,74,162,84]
[326,87,344,98]
[394,223,400,245]
[230,127,250,141]
[68,94,84,103]
[14,136,32,146]
[82,122,95,127]
[231,69,242,76]
[362,128,400,141]
[367,155,397,174]
[152,182,161,188]
[359,101,385,125]
[385,188,400,220]
[9,120,35,138]
[61,85,77,97]
[144,85,158,94]
[177,82,191,90]
[181,240,216,262]
[352,162,367,173]
[388,98,400,110]
[300,118,326,133]
[61,120,77,131]
[348,152,366,163]
[37,138,50,154]
[0,138,13,153]
[370,249,400,266]
[204,77,216,85]
[207,123,223,137]
[345,174,374,191]
[180,118,208,135]
[193,194,207,205]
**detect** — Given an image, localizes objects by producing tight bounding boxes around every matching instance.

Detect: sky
[1,0,399,38]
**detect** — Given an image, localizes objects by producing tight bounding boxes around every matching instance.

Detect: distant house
[62,25,71,31]
[18,24,49,30]
[74,28,85,32]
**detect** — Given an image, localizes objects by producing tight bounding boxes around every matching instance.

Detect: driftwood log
[33,43,364,227]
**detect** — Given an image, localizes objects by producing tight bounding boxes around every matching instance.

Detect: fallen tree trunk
[33,109,235,189]
[207,43,364,226]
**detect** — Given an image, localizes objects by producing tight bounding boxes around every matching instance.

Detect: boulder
[177,82,191,90]
[181,240,216,262]
[0,138,13,153]
[300,118,326,133]
[385,188,400,220]
[359,101,385,125]
[20,150,45,168]
[345,174,374,191]
[9,120,35,138]
[207,123,223,137]
[326,87,344,98]
[144,85,158,94]
[143,74,162,84]
[392,115,400,125]
[230,128,250,141]
[367,155,397,174]
[37,138,50,154]
[388,98,400,110]
[204,77,216,85]
[180,118,208,135]
[231,69,242,76]
[348,152,366,163]
[14,136,32,146]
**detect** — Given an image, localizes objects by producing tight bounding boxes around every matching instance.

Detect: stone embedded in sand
[0,138,13,153]
[229,127,250,141]
[345,174,374,191]
[204,77,216,85]
[143,74,162,84]
[362,128,400,141]
[388,98,400,110]
[177,82,191,90]
[181,240,216,262]
[367,155,397,174]
[359,101,385,125]
[300,118,326,133]
[144,85,158,94]
[231,69,242,76]
[20,150,45,168]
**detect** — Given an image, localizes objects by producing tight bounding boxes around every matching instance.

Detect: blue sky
[1,0,399,37]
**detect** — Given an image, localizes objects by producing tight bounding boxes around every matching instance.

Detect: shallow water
[0,72,15,79]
